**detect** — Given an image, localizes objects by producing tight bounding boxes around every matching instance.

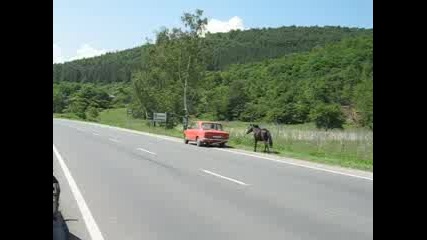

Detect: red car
[184,121,229,147]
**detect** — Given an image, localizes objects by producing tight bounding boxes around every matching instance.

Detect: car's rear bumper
[200,138,228,144]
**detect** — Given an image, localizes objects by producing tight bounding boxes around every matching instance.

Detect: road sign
[153,112,167,123]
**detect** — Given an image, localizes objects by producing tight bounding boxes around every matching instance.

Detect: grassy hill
[53,26,372,84]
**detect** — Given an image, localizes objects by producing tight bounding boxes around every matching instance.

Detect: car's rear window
[201,123,223,131]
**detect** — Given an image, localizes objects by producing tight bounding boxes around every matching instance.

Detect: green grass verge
[55,108,373,171]
[53,113,83,120]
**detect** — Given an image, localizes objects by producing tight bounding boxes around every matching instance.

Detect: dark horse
[246,124,273,153]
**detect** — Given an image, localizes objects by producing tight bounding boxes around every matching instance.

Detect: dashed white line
[109,138,120,143]
[53,144,105,240]
[92,132,101,136]
[201,169,249,186]
[55,119,373,181]
[56,119,181,143]
[137,148,156,155]
[70,126,84,132]
[216,148,373,181]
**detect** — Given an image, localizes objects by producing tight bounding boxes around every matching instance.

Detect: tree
[354,75,373,129]
[226,80,248,120]
[53,16,372,128]
[86,105,99,121]
[65,96,87,119]
[54,82,112,119]
[130,71,158,119]
[309,103,345,130]
[53,86,65,113]
[131,9,210,126]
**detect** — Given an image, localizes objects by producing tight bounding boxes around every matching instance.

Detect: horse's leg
[254,140,257,152]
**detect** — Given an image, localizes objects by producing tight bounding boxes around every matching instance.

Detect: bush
[310,103,345,130]
[86,106,99,121]
[354,77,373,129]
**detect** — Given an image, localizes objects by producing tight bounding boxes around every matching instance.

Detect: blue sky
[53,0,373,63]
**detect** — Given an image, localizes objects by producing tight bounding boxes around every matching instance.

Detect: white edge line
[68,120,180,143]
[53,144,105,240]
[201,169,249,186]
[137,148,157,155]
[216,148,373,181]
[55,119,373,181]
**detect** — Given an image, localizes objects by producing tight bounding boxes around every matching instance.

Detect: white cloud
[205,16,245,34]
[69,44,107,61]
[53,43,107,64]
[53,44,64,64]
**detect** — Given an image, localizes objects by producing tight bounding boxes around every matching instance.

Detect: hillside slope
[53,35,373,129]
[53,26,372,84]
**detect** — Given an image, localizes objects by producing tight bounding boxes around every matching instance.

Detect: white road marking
[92,132,100,136]
[58,119,181,143]
[201,169,249,186]
[109,138,120,143]
[53,144,105,240]
[137,148,156,155]
[55,119,373,181]
[216,148,373,181]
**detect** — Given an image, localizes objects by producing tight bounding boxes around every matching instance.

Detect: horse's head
[246,125,253,134]
[246,124,259,134]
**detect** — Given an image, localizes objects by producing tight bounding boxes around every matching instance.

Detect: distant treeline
[53,26,372,83]
[53,24,372,130]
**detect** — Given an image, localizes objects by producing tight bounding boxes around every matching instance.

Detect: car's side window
[188,122,197,129]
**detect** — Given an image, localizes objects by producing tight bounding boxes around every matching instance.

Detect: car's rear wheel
[184,135,189,144]
[196,137,202,147]
[219,143,225,148]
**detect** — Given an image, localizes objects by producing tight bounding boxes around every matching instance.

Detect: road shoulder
[53,118,373,180]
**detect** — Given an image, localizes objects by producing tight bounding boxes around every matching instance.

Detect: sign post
[183,116,188,130]
[126,106,132,128]
[153,112,168,128]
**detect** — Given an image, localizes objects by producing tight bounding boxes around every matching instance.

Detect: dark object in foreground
[246,124,273,153]
[53,175,69,240]
[53,176,60,217]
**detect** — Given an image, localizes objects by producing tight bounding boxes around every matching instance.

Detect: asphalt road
[53,118,373,240]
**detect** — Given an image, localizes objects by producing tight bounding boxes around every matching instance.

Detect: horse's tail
[267,131,273,147]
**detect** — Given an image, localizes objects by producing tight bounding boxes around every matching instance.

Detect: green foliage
[53,26,372,84]
[88,109,373,170]
[53,87,65,113]
[131,9,210,122]
[354,76,373,129]
[86,105,99,121]
[226,80,249,120]
[53,82,112,120]
[309,103,345,130]
[52,11,373,129]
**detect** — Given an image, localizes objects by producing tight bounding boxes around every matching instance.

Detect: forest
[53,10,373,130]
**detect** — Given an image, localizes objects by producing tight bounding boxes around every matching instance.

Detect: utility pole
[183,85,189,131]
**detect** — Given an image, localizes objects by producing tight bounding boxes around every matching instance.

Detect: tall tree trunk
[184,55,191,117]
